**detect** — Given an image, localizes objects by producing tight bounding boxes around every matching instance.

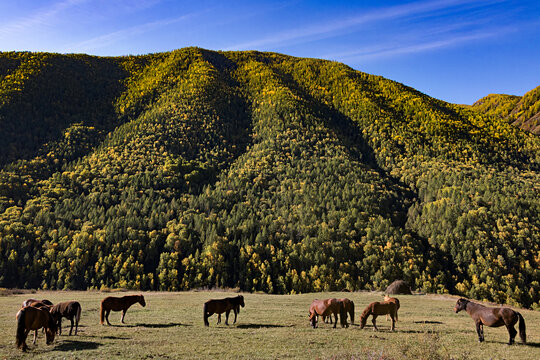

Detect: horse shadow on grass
[235,323,289,329]
[413,320,443,324]
[54,339,102,351]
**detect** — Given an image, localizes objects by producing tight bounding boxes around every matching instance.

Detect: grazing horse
[203,295,245,326]
[454,298,526,345]
[15,306,57,351]
[383,295,400,322]
[323,298,354,325]
[50,301,82,335]
[22,299,53,308]
[309,298,347,329]
[100,295,146,325]
[360,301,398,331]
[23,301,53,345]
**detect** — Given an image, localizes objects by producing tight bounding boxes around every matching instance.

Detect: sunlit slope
[0,48,538,308]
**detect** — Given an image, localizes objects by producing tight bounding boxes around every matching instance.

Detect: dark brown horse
[309,298,347,328]
[100,294,146,325]
[383,295,400,322]
[50,301,81,335]
[203,295,245,326]
[15,306,57,351]
[454,298,526,345]
[323,298,354,326]
[360,301,398,331]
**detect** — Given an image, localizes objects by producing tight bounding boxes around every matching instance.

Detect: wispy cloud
[333,30,509,62]
[64,12,201,53]
[223,0,505,50]
[0,0,89,39]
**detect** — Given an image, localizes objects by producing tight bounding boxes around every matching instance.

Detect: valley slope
[0,48,538,308]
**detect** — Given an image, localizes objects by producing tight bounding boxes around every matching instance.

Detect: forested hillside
[471,85,540,134]
[0,48,538,308]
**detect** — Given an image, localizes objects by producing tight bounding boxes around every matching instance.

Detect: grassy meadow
[0,290,538,359]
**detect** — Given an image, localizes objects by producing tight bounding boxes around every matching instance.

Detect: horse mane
[359,302,374,322]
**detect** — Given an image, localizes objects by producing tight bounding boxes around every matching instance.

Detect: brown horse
[51,301,82,335]
[22,299,53,308]
[15,306,57,351]
[309,298,347,328]
[323,298,354,325]
[454,298,526,345]
[383,295,400,322]
[203,295,245,326]
[360,301,398,331]
[22,300,53,345]
[100,294,146,325]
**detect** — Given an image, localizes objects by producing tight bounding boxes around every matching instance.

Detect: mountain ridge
[0,48,538,308]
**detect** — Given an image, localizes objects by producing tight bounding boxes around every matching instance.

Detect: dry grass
[0,291,538,359]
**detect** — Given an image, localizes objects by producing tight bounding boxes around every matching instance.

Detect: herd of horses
[14,293,527,352]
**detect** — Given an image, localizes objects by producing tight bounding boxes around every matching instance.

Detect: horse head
[309,310,318,328]
[139,295,146,307]
[45,313,57,344]
[454,298,468,313]
[238,295,245,308]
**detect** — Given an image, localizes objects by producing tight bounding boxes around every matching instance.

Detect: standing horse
[360,301,398,331]
[51,301,82,335]
[323,298,354,325]
[203,295,245,326]
[309,298,347,328]
[454,298,526,345]
[15,306,57,351]
[100,295,146,325]
[383,295,400,322]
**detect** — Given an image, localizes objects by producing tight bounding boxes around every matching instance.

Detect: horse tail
[350,301,355,325]
[76,302,82,324]
[203,302,209,327]
[16,308,27,349]
[100,301,105,325]
[517,312,526,344]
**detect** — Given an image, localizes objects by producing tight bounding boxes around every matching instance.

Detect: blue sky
[0,0,539,104]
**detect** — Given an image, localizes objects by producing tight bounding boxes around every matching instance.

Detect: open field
[0,290,538,359]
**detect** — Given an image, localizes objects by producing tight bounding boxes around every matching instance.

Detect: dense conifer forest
[0,48,538,308]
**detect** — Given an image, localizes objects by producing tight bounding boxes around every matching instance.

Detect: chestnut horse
[323,298,354,325]
[100,295,146,325]
[15,306,57,351]
[383,295,400,322]
[51,301,81,335]
[22,300,53,346]
[454,298,526,345]
[309,298,347,328]
[360,301,398,331]
[203,295,245,326]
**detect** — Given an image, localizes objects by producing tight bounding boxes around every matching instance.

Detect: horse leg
[233,309,238,324]
[505,323,517,345]
[23,330,30,351]
[333,313,338,328]
[217,313,221,325]
[225,310,230,326]
[69,317,74,336]
[105,310,111,326]
[372,315,378,331]
[58,318,62,335]
[121,310,126,324]
[33,329,38,345]
[475,321,484,342]
[390,314,395,331]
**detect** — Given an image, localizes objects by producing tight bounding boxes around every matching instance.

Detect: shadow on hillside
[236,323,288,329]
[54,339,101,351]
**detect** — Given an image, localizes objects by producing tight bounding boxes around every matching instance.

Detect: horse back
[204,298,230,313]
[18,306,50,330]
[52,301,81,318]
